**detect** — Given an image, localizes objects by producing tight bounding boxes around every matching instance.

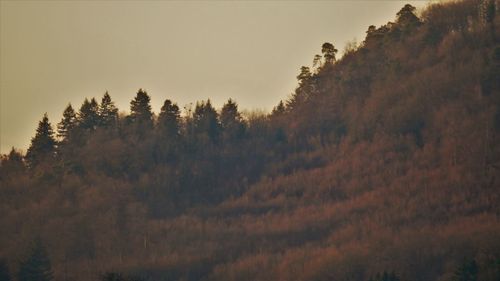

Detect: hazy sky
[0,0,429,154]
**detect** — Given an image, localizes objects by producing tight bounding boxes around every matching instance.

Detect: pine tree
[396,4,421,35]
[193,99,220,142]
[158,99,181,138]
[0,259,11,281]
[57,104,77,141]
[0,148,25,179]
[272,100,286,116]
[220,99,245,141]
[288,66,314,110]
[99,91,118,127]
[129,89,153,127]
[321,42,338,64]
[18,239,53,281]
[25,114,56,168]
[78,98,100,131]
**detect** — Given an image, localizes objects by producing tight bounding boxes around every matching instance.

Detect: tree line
[1,1,499,281]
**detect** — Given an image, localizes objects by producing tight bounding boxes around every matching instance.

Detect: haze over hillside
[1,1,500,281]
[0,0,427,154]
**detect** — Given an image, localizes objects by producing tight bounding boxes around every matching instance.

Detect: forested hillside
[1,1,500,281]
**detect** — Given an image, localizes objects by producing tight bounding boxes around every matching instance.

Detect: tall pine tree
[129,89,153,127]
[193,99,220,143]
[57,104,77,141]
[25,114,56,168]
[220,99,245,141]
[158,99,181,138]
[99,91,118,128]
[78,98,100,131]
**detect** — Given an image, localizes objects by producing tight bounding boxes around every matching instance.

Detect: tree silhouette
[396,3,421,35]
[272,100,286,116]
[18,239,53,281]
[57,104,77,141]
[158,99,181,139]
[99,91,118,128]
[129,89,153,127]
[78,98,100,131]
[192,100,220,143]
[25,114,56,168]
[287,66,315,111]
[313,54,323,70]
[220,98,245,141]
[0,148,25,179]
[321,42,338,64]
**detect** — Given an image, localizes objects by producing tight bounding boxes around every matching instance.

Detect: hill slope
[1,1,500,281]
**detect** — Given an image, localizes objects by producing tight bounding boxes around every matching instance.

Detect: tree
[396,4,421,30]
[18,239,53,281]
[78,98,100,131]
[296,66,312,85]
[158,99,181,138]
[192,99,220,142]
[156,99,182,163]
[272,100,286,116]
[220,98,245,141]
[99,91,118,127]
[313,54,323,70]
[0,148,25,180]
[287,66,314,110]
[0,259,11,281]
[57,104,77,141]
[129,89,153,127]
[25,114,56,168]
[321,42,338,64]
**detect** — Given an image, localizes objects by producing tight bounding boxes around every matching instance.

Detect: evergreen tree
[0,259,11,281]
[396,4,420,25]
[396,4,421,33]
[288,66,314,110]
[0,148,25,180]
[296,66,312,84]
[272,100,286,116]
[18,239,53,281]
[57,104,77,141]
[321,42,338,64]
[193,99,220,142]
[99,92,118,127]
[158,99,181,138]
[78,98,100,131]
[129,89,153,127]
[313,54,323,70]
[220,99,245,141]
[25,114,56,168]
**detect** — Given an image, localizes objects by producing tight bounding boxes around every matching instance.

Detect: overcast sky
[0,0,429,154]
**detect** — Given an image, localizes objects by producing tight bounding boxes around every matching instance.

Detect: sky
[0,0,429,154]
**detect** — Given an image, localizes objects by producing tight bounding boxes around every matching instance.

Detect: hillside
[1,1,500,281]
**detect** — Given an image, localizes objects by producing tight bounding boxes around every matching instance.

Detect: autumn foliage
[1,1,500,281]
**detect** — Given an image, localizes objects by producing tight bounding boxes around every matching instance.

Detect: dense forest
[1,1,500,281]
